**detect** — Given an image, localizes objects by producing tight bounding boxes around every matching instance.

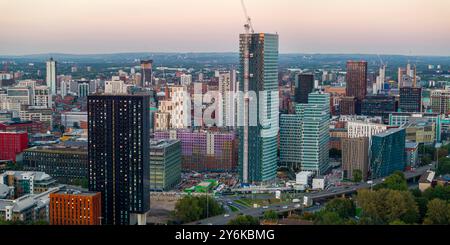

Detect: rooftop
[373,127,404,137]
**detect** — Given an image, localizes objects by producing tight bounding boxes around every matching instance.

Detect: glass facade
[370,128,406,179]
[238,33,279,183]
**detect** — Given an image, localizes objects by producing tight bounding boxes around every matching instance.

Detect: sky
[1,0,450,56]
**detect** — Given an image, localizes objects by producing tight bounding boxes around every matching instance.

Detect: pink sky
[1,0,450,55]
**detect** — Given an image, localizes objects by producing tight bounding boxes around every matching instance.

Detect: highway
[187,165,431,225]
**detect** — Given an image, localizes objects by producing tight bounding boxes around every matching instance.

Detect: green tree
[173,195,224,224]
[421,156,432,166]
[356,189,418,224]
[422,185,450,201]
[227,215,260,225]
[314,211,344,225]
[263,210,278,221]
[423,199,450,225]
[324,198,356,219]
[437,158,450,175]
[352,170,363,183]
[377,171,408,191]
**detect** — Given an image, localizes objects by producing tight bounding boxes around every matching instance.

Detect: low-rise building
[49,189,101,225]
[419,171,435,192]
[149,139,182,191]
[0,171,57,198]
[23,145,88,184]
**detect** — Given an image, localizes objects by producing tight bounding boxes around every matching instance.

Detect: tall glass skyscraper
[238,33,279,183]
[46,57,57,96]
[298,92,331,175]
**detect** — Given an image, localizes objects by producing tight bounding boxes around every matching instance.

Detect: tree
[423,199,450,225]
[173,195,224,224]
[314,211,344,225]
[421,156,432,166]
[352,170,363,183]
[356,189,418,224]
[227,215,260,225]
[422,185,450,201]
[263,210,278,221]
[377,171,408,191]
[324,198,356,219]
[437,158,450,175]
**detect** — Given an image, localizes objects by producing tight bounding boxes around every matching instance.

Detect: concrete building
[0,171,57,197]
[347,121,388,139]
[23,146,88,185]
[342,137,369,181]
[46,58,57,96]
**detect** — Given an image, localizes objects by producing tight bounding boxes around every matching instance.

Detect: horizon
[1,0,450,56]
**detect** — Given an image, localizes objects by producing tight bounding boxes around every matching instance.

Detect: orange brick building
[49,190,101,225]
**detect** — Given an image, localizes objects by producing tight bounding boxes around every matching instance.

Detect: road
[187,165,431,225]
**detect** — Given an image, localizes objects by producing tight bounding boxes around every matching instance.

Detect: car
[227,201,233,205]
[282,206,288,209]
[294,204,301,208]
[207,223,213,225]
[224,214,230,217]
[262,206,269,209]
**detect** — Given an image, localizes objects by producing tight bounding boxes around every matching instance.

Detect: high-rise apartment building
[279,106,302,169]
[238,33,279,183]
[345,61,367,114]
[46,58,57,96]
[88,94,150,225]
[342,137,369,181]
[218,71,237,127]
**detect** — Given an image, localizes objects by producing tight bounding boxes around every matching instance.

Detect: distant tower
[46,58,57,96]
[345,61,367,114]
[140,60,153,87]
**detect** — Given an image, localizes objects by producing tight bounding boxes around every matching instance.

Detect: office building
[389,112,442,142]
[78,81,90,97]
[294,74,314,104]
[361,95,396,120]
[149,139,181,191]
[0,131,28,162]
[430,89,450,115]
[404,121,435,144]
[88,94,150,225]
[298,92,330,175]
[49,189,101,225]
[238,33,279,183]
[399,87,422,112]
[180,74,192,86]
[46,58,57,96]
[0,120,47,134]
[345,61,367,114]
[0,171,57,197]
[23,146,88,185]
[279,108,302,169]
[342,137,369,181]
[140,60,153,87]
[104,80,128,94]
[370,128,406,179]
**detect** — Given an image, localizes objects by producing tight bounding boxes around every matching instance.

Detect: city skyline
[1,0,450,56]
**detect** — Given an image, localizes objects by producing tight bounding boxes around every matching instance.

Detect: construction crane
[240,0,254,34]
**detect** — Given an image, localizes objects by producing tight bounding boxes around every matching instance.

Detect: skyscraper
[295,74,314,104]
[279,109,302,170]
[88,94,150,225]
[342,137,369,181]
[298,92,331,175]
[345,61,367,114]
[238,33,279,183]
[46,58,57,96]
[140,60,153,87]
